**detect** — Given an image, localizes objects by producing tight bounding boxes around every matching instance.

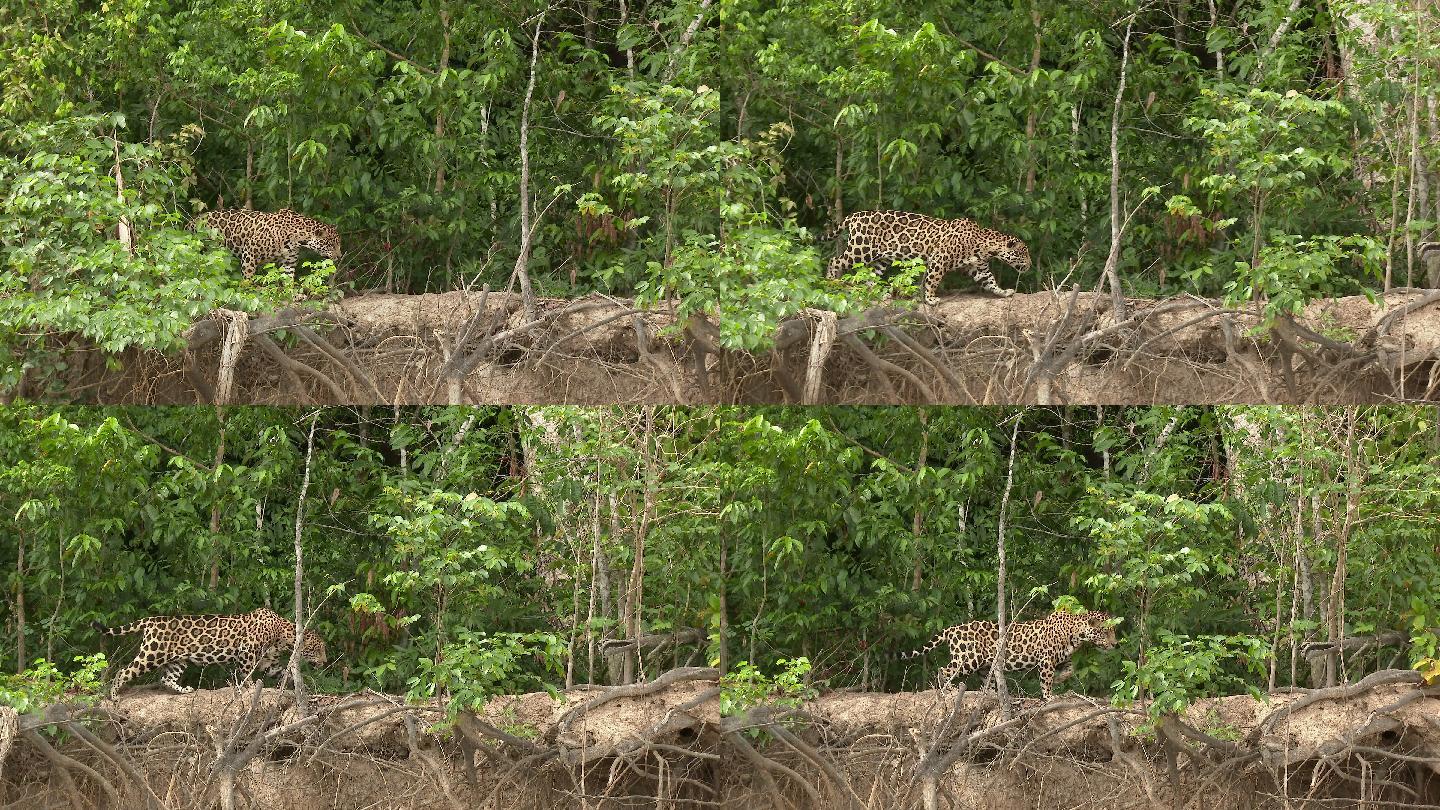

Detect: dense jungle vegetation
[3,405,1437,718]
[726,0,1440,311]
[0,0,725,387]
[4,1,1438,390]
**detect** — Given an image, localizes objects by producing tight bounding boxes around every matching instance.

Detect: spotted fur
[824,210,1030,304]
[900,610,1116,698]
[98,608,327,698]
[192,209,341,279]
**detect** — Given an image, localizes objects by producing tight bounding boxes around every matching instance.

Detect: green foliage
[407,630,565,719]
[719,657,817,717]
[3,403,1438,713]
[1177,87,1381,319]
[0,655,109,713]
[0,116,245,388]
[657,221,844,351]
[237,259,343,306]
[1078,490,1235,614]
[1113,632,1268,723]
[1406,593,1440,678]
[1184,89,1354,233]
[1231,235,1384,324]
[589,85,859,350]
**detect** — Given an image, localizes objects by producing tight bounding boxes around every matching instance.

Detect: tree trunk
[1023,3,1043,195]
[623,407,657,682]
[208,422,226,590]
[112,136,132,255]
[990,416,1021,715]
[1101,14,1135,319]
[511,14,545,323]
[14,531,25,673]
[289,412,318,717]
[718,534,729,676]
[433,4,450,196]
[911,410,929,591]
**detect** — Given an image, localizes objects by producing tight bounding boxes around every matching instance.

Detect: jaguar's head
[1083,611,1119,649]
[304,223,342,263]
[996,236,1031,272]
[300,630,329,666]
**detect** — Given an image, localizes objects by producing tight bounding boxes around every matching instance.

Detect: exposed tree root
[719,670,1440,809]
[3,671,721,809]
[4,670,1437,808]
[20,288,1440,404]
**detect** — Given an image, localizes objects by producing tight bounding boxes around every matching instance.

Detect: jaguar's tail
[898,630,948,661]
[820,214,852,243]
[95,618,148,636]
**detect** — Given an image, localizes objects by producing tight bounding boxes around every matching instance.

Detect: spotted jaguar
[900,610,1117,698]
[192,208,341,279]
[824,210,1030,304]
[97,608,327,698]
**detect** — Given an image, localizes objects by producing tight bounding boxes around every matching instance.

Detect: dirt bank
[727,668,1440,809]
[23,288,1440,405]
[3,668,1435,808]
[1,667,721,809]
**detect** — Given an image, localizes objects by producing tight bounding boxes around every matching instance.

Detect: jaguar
[97,608,327,698]
[900,610,1117,698]
[824,210,1030,304]
[192,208,341,279]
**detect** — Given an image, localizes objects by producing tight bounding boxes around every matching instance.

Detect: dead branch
[769,723,864,809]
[292,324,383,400]
[21,729,122,809]
[454,712,547,757]
[554,666,718,740]
[720,723,824,810]
[1246,668,1423,746]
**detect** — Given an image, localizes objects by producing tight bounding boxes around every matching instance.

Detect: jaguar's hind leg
[108,644,163,698]
[934,662,962,692]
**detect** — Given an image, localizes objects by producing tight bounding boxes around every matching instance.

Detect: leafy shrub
[0,654,108,713]
[720,657,816,718]
[1112,632,1269,724]
[0,115,299,391]
[406,630,565,721]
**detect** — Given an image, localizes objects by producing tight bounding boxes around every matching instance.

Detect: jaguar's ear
[1008,238,1021,248]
